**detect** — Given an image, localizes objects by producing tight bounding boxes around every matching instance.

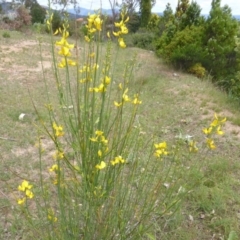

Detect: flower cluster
[53,150,65,160]
[89,76,111,93]
[48,208,57,222]
[110,156,125,166]
[17,180,34,205]
[49,164,61,185]
[113,12,129,48]
[95,155,126,170]
[90,130,108,145]
[46,11,53,31]
[90,130,109,168]
[55,25,76,68]
[53,122,64,138]
[154,141,168,158]
[114,88,142,107]
[85,14,103,42]
[188,140,198,153]
[203,113,226,150]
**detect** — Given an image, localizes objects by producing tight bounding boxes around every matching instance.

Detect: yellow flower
[90,137,98,142]
[96,130,104,136]
[58,58,76,68]
[103,76,111,85]
[154,141,168,157]
[132,94,142,105]
[121,25,128,34]
[53,29,59,35]
[113,31,120,37]
[49,164,59,172]
[216,126,224,135]
[203,126,212,135]
[95,161,106,170]
[98,150,102,157]
[85,36,91,42]
[111,156,126,165]
[122,88,131,102]
[56,38,74,49]
[53,150,64,160]
[90,130,108,143]
[58,46,71,57]
[98,83,106,92]
[154,142,167,149]
[17,180,34,202]
[107,31,110,38]
[113,11,129,48]
[53,122,64,137]
[114,20,124,28]
[189,141,198,153]
[18,180,33,192]
[26,189,34,199]
[17,197,26,205]
[94,16,102,31]
[101,136,108,145]
[114,101,122,107]
[118,38,126,48]
[48,209,57,222]
[88,28,97,33]
[92,63,99,70]
[206,138,216,150]
[124,16,129,23]
[211,113,226,127]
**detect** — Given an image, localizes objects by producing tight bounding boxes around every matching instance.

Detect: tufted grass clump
[15,10,227,239]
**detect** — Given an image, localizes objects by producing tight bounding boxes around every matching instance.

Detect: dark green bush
[203,1,238,80]
[131,29,156,50]
[157,26,207,69]
[31,4,46,24]
[126,13,141,33]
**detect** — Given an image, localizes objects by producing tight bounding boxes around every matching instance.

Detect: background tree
[30,2,46,23]
[157,3,174,36]
[22,0,46,24]
[204,0,238,80]
[140,0,151,27]
[108,0,118,22]
[179,1,203,30]
[175,0,189,19]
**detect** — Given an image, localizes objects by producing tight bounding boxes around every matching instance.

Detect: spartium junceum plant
[16,10,227,239]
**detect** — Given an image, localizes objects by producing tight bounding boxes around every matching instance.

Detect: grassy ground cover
[1,28,240,239]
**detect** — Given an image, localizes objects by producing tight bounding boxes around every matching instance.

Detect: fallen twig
[0,136,17,141]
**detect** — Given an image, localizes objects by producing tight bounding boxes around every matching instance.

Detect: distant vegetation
[0,0,240,101]
[125,0,240,102]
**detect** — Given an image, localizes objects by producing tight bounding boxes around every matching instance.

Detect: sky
[37,0,240,15]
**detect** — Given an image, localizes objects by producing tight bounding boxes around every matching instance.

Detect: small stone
[19,113,26,120]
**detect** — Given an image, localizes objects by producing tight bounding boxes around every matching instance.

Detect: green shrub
[126,12,141,33]
[203,0,238,80]
[31,3,46,24]
[2,32,10,38]
[158,26,207,69]
[147,13,160,31]
[188,63,206,78]
[131,29,156,50]
[32,22,46,34]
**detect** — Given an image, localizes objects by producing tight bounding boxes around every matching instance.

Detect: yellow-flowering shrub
[16,10,227,239]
